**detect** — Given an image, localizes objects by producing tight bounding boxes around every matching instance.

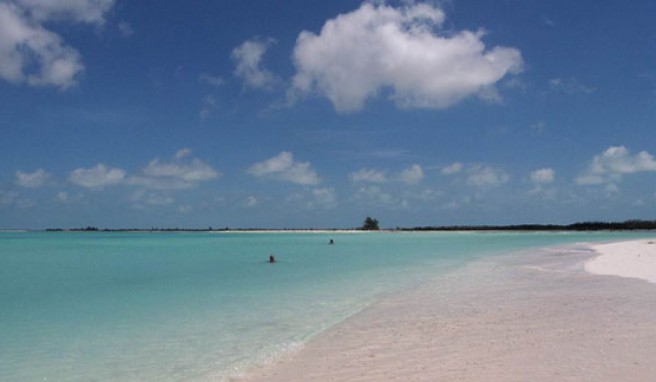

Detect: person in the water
[269,255,276,263]
[329,239,334,245]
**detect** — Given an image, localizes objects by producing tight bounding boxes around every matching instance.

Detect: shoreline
[245,238,656,381]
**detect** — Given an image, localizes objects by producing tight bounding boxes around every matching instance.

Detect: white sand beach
[246,238,656,381]
[586,239,656,283]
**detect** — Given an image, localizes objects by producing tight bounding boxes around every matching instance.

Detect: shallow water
[0,231,651,381]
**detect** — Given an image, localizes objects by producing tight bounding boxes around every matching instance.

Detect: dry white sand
[585,239,656,283]
[245,238,656,381]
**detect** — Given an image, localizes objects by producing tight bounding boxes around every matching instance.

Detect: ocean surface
[0,231,652,381]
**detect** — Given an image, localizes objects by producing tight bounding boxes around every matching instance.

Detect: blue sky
[1,0,655,229]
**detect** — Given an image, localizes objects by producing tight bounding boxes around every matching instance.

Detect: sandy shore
[585,239,656,283]
[245,238,656,381]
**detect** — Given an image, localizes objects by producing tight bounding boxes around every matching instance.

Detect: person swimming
[269,255,276,263]
[329,239,334,245]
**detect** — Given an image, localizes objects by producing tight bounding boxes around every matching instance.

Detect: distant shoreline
[33,220,656,233]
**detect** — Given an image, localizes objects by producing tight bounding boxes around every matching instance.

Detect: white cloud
[198,73,224,86]
[57,191,69,202]
[15,168,50,188]
[55,191,84,204]
[291,2,523,112]
[467,165,509,187]
[355,185,395,206]
[576,146,656,185]
[349,168,388,183]
[134,156,220,190]
[399,164,424,185]
[312,187,337,209]
[246,196,258,207]
[232,37,278,90]
[350,164,423,185]
[69,163,126,189]
[117,21,133,37]
[248,151,320,185]
[175,147,192,160]
[549,77,595,95]
[542,17,556,28]
[131,190,175,207]
[527,168,556,198]
[16,0,115,24]
[530,168,555,184]
[0,0,115,89]
[68,150,220,191]
[0,2,84,89]
[442,162,463,175]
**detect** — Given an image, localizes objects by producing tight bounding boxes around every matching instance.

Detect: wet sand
[246,239,656,381]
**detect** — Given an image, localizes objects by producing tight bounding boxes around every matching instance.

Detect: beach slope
[247,239,656,381]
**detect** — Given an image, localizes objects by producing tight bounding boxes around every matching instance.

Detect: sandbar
[585,239,656,283]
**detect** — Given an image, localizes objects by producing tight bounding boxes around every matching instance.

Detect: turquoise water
[0,231,652,381]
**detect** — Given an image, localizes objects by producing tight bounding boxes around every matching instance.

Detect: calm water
[0,231,652,381]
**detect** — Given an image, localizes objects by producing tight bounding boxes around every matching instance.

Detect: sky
[1,0,655,229]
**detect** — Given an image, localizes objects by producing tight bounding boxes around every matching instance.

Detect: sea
[0,230,652,381]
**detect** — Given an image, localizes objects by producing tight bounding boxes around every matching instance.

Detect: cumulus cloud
[0,0,115,89]
[399,164,424,185]
[249,151,320,185]
[290,2,523,112]
[69,163,126,189]
[527,168,556,198]
[349,168,388,183]
[467,165,510,187]
[15,0,115,24]
[530,168,555,184]
[142,159,218,182]
[133,155,220,190]
[0,3,84,88]
[68,149,220,191]
[576,146,656,185]
[15,168,50,188]
[232,37,278,90]
[350,164,423,185]
[442,162,464,175]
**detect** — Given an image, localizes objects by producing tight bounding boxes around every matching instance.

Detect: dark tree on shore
[361,217,380,230]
